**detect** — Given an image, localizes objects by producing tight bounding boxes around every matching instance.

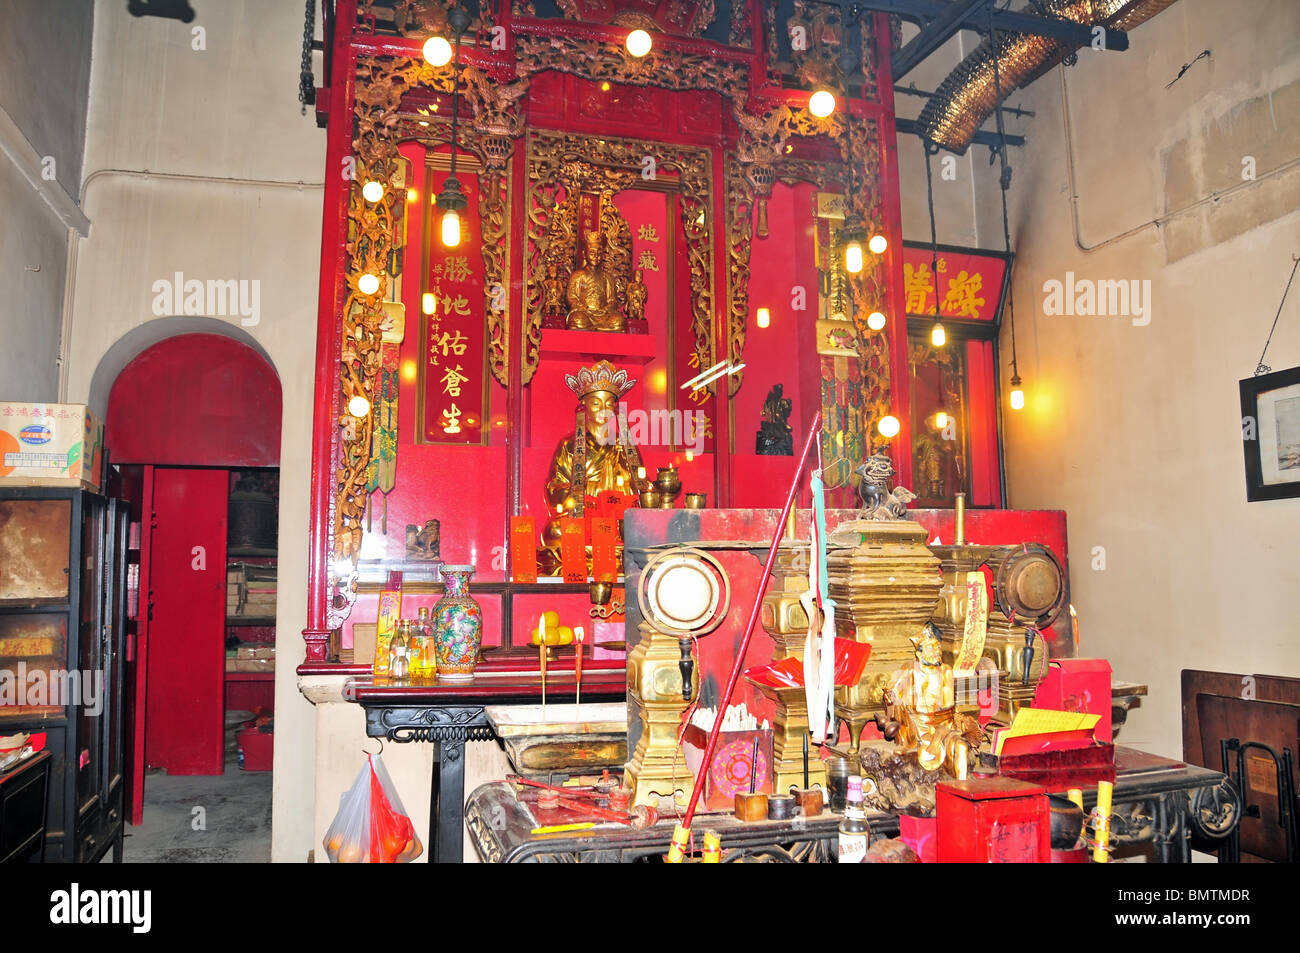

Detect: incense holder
[433,565,483,680]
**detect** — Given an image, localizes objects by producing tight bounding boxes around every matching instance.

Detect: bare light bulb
[361,180,385,203]
[1010,387,1025,410]
[348,394,371,418]
[877,415,900,439]
[358,273,380,295]
[441,209,461,247]
[422,292,436,315]
[626,29,652,57]
[868,234,888,254]
[756,307,770,329]
[931,322,946,347]
[845,241,864,274]
[867,310,887,331]
[809,90,836,118]
[423,36,453,67]
[406,188,418,202]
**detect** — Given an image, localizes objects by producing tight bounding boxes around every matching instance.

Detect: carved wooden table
[465,746,1239,863]
[466,779,901,863]
[350,669,626,863]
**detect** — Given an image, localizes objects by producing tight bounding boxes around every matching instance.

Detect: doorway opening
[100,329,281,859]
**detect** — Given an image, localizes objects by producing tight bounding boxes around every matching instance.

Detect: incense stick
[539,615,548,723]
[574,625,585,717]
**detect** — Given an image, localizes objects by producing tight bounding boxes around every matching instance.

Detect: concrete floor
[117,758,272,863]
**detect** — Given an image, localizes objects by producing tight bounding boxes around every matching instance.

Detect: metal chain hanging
[1254,256,1300,376]
[989,4,1020,395]
[298,0,316,111]
[922,134,943,342]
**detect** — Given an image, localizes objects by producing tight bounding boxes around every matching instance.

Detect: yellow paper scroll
[994,707,1101,756]
[953,571,988,676]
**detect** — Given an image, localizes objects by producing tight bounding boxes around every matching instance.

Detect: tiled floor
[117,760,272,863]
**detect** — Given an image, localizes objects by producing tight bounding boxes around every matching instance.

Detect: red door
[144,468,227,775]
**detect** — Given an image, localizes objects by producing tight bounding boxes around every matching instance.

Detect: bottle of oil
[407,614,426,677]
[389,621,410,681]
[837,775,869,863]
[415,606,434,677]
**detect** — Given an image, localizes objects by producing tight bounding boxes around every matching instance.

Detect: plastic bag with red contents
[323,753,423,863]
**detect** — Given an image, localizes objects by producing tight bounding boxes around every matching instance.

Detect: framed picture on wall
[1240,365,1300,501]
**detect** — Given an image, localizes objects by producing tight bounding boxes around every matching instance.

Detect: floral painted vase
[432,565,482,680]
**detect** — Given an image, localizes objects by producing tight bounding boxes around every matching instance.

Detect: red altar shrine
[300,2,1024,674]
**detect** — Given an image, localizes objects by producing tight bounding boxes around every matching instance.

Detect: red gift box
[936,777,1050,863]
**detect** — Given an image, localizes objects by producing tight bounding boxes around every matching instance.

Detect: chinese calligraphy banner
[902,244,1007,323]
[424,168,487,444]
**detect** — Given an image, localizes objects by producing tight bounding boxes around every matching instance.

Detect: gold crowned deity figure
[539,360,649,575]
[883,622,983,779]
[566,232,626,332]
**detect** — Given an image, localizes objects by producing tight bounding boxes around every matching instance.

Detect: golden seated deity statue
[565,232,626,333]
[538,360,649,576]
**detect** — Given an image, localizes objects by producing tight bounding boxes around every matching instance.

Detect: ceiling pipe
[915,0,1182,154]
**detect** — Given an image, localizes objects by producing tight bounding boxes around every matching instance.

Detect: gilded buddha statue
[539,360,650,575]
[566,232,626,333]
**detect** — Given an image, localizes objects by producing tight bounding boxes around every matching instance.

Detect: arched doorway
[101,329,281,826]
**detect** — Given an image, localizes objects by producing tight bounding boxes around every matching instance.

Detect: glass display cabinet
[0,488,129,862]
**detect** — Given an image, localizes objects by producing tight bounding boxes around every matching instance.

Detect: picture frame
[1240,365,1300,501]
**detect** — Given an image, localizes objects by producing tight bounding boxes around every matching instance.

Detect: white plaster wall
[0,0,93,401]
[895,0,1300,758]
[66,0,326,862]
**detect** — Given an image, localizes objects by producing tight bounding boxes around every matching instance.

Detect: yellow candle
[1067,788,1083,810]
[1093,780,1113,863]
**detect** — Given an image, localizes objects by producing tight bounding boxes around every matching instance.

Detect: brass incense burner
[745,509,829,795]
[625,547,730,808]
[928,495,1067,723]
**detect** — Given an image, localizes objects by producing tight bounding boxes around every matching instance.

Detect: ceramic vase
[432,565,482,680]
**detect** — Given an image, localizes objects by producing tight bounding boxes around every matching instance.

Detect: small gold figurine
[626,267,648,323]
[542,261,566,316]
[881,622,983,779]
[566,232,626,332]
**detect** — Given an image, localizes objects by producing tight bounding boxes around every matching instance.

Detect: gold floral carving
[524,131,714,385]
[337,54,527,565]
[513,34,749,104]
[730,0,753,48]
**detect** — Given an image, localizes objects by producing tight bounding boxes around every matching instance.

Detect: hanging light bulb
[934,411,948,429]
[877,415,900,439]
[361,180,385,203]
[440,208,462,247]
[358,273,380,296]
[844,240,864,274]
[756,307,770,329]
[626,29,652,57]
[809,90,836,118]
[421,292,436,315]
[867,310,887,331]
[348,394,371,418]
[931,322,946,347]
[423,36,453,67]
[868,234,888,254]
[1009,374,1025,410]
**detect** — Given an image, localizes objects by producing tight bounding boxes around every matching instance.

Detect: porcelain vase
[432,565,482,680]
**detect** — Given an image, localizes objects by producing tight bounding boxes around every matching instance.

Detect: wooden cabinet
[0,488,128,862]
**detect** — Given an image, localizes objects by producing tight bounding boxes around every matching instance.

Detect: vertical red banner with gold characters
[424,167,486,444]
